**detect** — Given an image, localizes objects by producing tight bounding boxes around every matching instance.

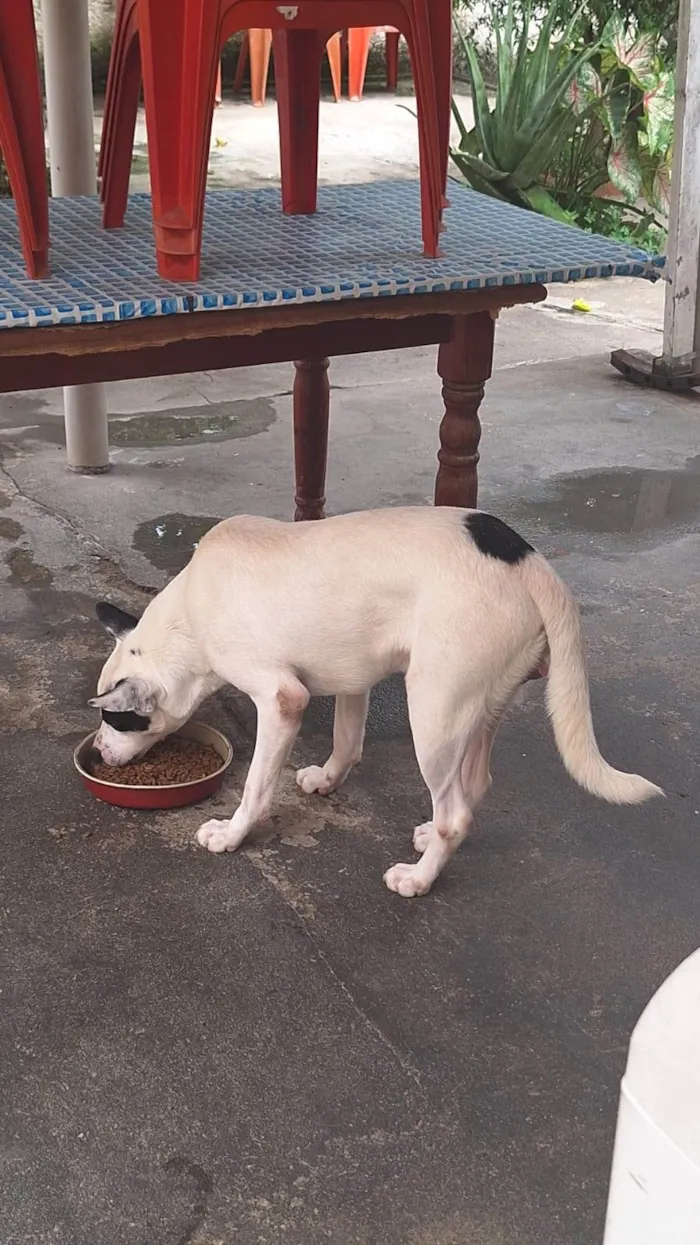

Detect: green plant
[450,0,597,222]
[545,15,672,239]
[596,15,673,213]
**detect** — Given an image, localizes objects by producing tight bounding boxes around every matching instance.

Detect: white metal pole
[41,0,110,473]
[661,0,700,364]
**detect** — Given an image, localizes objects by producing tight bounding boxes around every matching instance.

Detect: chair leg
[347,26,373,101]
[326,31,342,102]
[0,0,49,277]
[248,28,272,106]
[214,62,222,105]
[428,0,453,204]
[138,0,221,280]
[100,22,142,228]
[385,29,399,91]
[98,0,136,180]
[233,31,249,94]
[401,15,442,256]
[274,29,324,216]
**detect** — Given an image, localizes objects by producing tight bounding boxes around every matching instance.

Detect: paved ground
[1,96,698,1245]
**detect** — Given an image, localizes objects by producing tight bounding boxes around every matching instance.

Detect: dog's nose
[87,745,102,767]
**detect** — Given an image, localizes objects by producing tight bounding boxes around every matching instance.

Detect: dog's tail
[520,554,663,804]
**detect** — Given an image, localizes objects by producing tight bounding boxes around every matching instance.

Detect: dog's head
[89,601,187,766]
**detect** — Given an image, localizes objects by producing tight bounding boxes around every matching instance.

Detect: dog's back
[184,508,542,697]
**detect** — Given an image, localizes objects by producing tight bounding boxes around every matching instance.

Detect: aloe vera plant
[451,0,597,222]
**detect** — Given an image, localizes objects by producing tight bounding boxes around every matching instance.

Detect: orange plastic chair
[232,28,342,104]
[346,28,448,197]
[347,26,400,99]
[100,0,448,280]
[0,0,49,278]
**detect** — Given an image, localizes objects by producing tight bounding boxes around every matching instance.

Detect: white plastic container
[604,948,700,1243]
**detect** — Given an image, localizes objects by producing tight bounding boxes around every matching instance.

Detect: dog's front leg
[197,678,309,853]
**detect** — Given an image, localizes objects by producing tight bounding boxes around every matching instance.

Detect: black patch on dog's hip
[464,512,534,564]
[101,708,150,733]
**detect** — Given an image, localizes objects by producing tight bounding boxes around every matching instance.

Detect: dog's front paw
[412,822,433,854]
[383,862,431,898]
[296,765,333,796]
[196,819,240,853]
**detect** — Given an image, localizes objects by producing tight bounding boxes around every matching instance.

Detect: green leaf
[601,13,628,60]
[523,0,563,116]
[608,125,643,202]
[450,96,471,149]
[450,150,511,185]
[502,9,533,143]
[492,0,514,118]
[644,71,675,157]
[449,150,511,202]
[456,25,498,170]
[520,184,577,223]
[621,32,657,83]
[650,156,672,215]
[604,80,631,143]
[568,64,602,115]
[511,44,596,165]
[511,109,576,188]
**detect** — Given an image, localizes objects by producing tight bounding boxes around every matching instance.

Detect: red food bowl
[74,721,233,810]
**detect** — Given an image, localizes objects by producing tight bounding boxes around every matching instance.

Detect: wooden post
[662,0,700,363]
[435,312,495,509]
[611,0,700,388]
[293,358,330,521]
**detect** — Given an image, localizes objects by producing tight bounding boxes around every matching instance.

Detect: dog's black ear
[89,677,155,715]
[96,601,139,640]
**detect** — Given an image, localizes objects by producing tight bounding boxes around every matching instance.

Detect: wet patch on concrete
[133,513,221,572]
[0,397,276,450]
[0,516,23,541]
[510,459,700,541]
[6,546,54,588]
[110,398,276,448]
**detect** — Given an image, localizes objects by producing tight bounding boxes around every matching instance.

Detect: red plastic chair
[100,0,449,280]
[0,0,49,278]
[232,27,342,104]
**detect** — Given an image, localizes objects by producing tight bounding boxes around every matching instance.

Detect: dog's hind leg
[197,676,309,853]
[296,691,370,796]
[384,681,483,898]
[412,719,499,855]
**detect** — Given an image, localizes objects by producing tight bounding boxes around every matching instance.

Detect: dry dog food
[90,737,222,786]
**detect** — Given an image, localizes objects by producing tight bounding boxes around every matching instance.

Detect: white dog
[90,507,662,897]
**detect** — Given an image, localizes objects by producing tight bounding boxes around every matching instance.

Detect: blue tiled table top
[0,180,663,330]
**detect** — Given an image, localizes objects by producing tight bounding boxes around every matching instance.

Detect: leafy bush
[547,15,672,232]
[450,0,597,221]
[450,2,673,244]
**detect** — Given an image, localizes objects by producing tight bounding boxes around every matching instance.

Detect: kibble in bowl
[74,722,233,810]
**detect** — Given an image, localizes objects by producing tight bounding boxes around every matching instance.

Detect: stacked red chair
[99,0,452,281]
[0,0,49,278]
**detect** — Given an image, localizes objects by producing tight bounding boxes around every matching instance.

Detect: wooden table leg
[435,311,495,508]
[293,357,330,520]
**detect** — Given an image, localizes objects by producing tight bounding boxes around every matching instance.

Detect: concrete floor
[1,98,699,1245]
